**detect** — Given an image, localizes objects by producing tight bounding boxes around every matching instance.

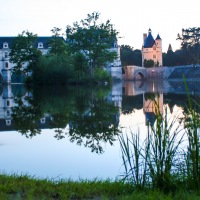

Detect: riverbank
[0,173,200,199]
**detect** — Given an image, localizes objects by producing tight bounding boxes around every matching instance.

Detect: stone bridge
[123,64,200,81]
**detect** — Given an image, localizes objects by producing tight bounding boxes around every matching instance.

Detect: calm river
[0,80,199,181]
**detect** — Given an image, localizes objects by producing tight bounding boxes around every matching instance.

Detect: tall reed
[119,98,184,191]
[146,105,184,191]
[182,78,200,189]
[119,129,148,189]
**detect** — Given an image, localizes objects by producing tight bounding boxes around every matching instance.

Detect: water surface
[0,80,198,180]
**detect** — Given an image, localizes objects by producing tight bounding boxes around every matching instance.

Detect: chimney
[143,33,147,43]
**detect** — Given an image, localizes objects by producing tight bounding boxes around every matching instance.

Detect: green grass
[0,174,134,199]
[0,173,200,200]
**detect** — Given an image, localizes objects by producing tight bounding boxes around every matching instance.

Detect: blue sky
[0,0,199,52]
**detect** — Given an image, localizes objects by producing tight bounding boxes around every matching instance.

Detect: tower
[142,29,163,67]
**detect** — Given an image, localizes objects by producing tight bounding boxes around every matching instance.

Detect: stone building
[142,29,162,67]
[0,36,53,83]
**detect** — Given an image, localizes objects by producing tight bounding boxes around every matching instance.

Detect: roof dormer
[38,42,43,49]
[3,42,8,49]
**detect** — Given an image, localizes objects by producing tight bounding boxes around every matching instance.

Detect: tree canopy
[177,27,200,64]
[9,31,42,73]
[48,27,68,56]
[120,45,142,67]
[66,12,118,77]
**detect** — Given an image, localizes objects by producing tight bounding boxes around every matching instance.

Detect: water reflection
[0,80,200,154]
[11,85,121,154]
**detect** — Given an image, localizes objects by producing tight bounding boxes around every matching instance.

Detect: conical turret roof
[143,29,155,48]
[156,34,161,40]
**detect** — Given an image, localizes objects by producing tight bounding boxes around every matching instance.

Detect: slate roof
[0,36,65,49]
[156,34,161,40]
[143,32,155,48]
[145,112,156,126]
[0,37,14,48]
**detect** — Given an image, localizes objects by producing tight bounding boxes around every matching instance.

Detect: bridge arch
[134,71,145,80]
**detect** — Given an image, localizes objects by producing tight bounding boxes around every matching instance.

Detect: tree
[177,27,200,64]
[66,12,118,78]
[120,45,142,67]
[144,59,154,68]
[9,31,42,73]
[120,45,134,66]
[48,27,68,56]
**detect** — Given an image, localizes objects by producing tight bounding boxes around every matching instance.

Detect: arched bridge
[123,64,200,81]
[123,65,146,81]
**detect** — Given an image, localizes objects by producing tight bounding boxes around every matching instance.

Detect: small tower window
[3,42,8,48]
[5,62,9,68]
[7,100,10,107]
[38,42,43,48]
[153,54,156,59]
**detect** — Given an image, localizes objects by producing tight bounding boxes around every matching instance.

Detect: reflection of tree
[11,86,120,154]
[12,96,42,138]
[68,97,120,154]
[122,95,143,114]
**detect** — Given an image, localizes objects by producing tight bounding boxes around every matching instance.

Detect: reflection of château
[143,92,163,126]
[0,85,54,131]
[0,83,123,132]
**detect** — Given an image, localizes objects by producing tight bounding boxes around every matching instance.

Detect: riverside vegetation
[118,80,200,199]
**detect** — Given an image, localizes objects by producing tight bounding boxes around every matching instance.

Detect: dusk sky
[0,0,199,52]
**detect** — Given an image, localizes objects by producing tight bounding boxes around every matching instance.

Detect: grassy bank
[0,173,200,200]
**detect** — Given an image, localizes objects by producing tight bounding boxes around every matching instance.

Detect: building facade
[0,37,53,83]
[142,29,162,67]
[0,36,122,82]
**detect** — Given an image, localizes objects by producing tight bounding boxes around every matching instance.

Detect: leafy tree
[48,27,68,56]
[9,31,42,73]
[120,45,134,66]
[132,49,142,66]
[144,59,154,68]
[177,27,200,64]
[66,12,118,78]
[120,45,142,67]
[32,54,74,85]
